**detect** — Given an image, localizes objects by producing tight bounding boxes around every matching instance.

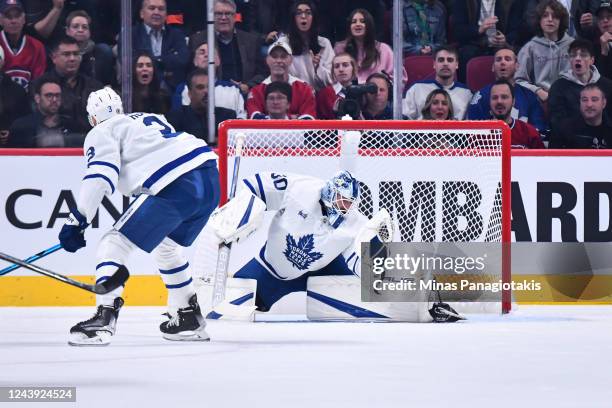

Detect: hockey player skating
[59,88,220,346]
[208,171,463,322]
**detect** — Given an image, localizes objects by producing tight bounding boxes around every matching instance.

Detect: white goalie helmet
[87,87,123,127]
[321,170,360,228]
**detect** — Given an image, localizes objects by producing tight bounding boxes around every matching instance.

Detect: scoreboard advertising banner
[1,149,611,306]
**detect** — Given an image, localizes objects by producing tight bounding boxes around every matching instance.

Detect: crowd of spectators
[1,0,612,150]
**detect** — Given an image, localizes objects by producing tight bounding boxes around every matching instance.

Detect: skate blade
[162,329,210,342]
[68,331,112,346]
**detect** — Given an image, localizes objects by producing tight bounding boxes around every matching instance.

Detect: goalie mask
[321,170,360,228]
[87,87,123,127]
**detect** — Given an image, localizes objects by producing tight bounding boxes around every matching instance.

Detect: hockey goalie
[204,170,463,323]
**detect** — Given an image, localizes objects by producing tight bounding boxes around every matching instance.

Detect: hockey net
[204,119,511,313]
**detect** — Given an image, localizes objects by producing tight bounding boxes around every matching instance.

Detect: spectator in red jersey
[421,88,454,120]
[0,0,46,91]
[0,44,30,146]
[490,79,545,149]
[246,41,316,119]
[316,52,357,119]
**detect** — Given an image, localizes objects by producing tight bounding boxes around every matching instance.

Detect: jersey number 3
[143,116,179,138]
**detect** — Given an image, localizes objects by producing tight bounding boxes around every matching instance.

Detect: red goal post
[217,119,512,313]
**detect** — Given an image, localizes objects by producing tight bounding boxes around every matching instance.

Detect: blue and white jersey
[402,79,473,120]
[240,172,367,280]
[77,112,218,222]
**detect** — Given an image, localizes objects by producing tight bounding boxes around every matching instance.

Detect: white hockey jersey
[240,172,367,280]
[77,112,218,222]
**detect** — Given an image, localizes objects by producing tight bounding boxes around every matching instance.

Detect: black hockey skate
[68,297,124,346]
[429,302,466,323]
[160,294,210,341]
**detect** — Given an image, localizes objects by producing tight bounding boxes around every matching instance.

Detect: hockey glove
[59,209,88,253]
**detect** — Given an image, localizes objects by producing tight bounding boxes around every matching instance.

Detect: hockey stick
[0,251,129,295]
[0,244,63,276]
[211,133,246,308]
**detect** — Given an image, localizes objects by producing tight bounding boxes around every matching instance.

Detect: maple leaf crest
[283,234,323,271]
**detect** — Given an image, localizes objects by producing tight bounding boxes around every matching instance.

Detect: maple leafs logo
[283,234,323,271]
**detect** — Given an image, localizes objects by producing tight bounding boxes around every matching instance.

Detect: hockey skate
[68,297,124,346]
[429,302,466,323]
[160,294,210,341]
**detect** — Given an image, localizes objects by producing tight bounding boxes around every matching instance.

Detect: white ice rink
[1,305,611,408]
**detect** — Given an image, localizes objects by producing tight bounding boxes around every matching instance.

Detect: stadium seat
[466,56,495,92]
[403,55,435,89]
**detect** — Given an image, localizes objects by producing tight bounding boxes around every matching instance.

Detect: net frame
[217,119,512,313]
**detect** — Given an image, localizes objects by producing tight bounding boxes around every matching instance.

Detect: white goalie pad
[208,191,266,244]
[306,276,433,322]
[358,208,394,244]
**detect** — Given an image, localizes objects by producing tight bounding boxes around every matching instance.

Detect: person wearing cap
[130,0,189,91]
[213,0,268,95]
[0,0,47,91]
[246,41,317,119]
[0,44,30,146]
[595,1,612,78]
[170,32,246,119]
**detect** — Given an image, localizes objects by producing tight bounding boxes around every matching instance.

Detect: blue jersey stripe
[166,277,193,289]
[143,146,212,189]
[159,262,189,275]
[88,161,119,175]
[84,174,115,193]
[259,244,285,279]
[255,174,266,203]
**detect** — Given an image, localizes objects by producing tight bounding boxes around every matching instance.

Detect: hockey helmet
[321,170,360,228]
[86,87,123,127]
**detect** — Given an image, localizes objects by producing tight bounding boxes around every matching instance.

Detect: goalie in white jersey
[210,170,379,313]
[58,88,220,345]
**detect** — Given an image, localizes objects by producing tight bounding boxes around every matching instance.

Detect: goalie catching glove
[208,190,267,244]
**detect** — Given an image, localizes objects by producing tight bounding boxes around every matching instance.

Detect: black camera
[337,82,378,119]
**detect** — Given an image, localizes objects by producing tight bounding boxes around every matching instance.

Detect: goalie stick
[211,133,246,308]
[0,251,129,295]
[0,244,63,276]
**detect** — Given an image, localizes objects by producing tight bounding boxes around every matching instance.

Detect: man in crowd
[548,39,612,135]
[132,0,189,91]
[403,46,472,120]
[8,77,82,147]
[246,41,316,120]
[166,68,237,145]
[45,36,102,135]
[0,0,46,90]
[467,47,546,133]
[214,0,268,95]
[551,84,612,148]
[263,81,292,119]
[490,79,544,149]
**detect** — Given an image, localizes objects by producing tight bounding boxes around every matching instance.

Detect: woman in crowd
[278,0,335,92]
[316,52,358,119]
[515,0,574,103]
[334,8,407,86]
[421,89,454,120]
[131,52,171,114]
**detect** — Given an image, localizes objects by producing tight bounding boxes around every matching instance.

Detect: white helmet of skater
[86,87,123,127]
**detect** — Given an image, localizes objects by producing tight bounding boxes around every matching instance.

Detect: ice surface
[1,306,611,408]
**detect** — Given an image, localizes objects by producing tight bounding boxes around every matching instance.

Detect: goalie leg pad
[200,278,257,321]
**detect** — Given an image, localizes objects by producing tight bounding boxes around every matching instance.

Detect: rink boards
[0,149,611,306]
